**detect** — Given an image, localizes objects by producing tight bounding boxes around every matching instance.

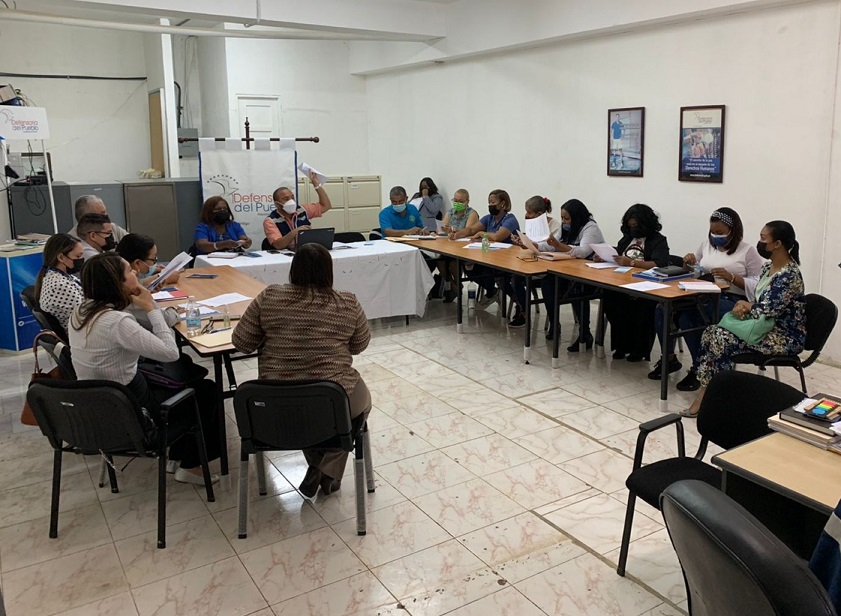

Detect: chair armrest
[632,413,685,471]
[159,388,195,418]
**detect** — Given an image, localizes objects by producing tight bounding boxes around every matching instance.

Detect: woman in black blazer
[602,204,670,361]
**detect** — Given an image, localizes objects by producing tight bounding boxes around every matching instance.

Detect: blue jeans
[654,295,738,368]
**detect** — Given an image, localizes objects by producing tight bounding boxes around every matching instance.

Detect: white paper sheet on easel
[524,213,551,242]
[590,243,619,262]
[297,162,327,186]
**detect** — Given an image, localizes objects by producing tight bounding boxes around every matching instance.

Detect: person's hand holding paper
[590,243,619,263]
[297,162,327,187]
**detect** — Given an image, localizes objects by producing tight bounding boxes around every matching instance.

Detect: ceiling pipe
[0,8,432,42]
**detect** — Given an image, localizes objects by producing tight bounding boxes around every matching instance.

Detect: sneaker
[676,369,701,391]
[174,467,220,485]
[476,289,498,309]
[508,313,526,328]
[647,357,683,379]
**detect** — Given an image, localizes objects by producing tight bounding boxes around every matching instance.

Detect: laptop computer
[297,227,335,250]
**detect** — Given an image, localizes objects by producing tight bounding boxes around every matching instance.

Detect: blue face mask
[138,264,158,280]
[562,223,571,231]
[392,203,407,213]
[710,233,729,248]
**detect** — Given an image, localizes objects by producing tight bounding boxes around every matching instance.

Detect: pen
[208,327,232,334]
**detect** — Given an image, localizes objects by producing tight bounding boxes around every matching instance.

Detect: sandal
[678,408,700,418]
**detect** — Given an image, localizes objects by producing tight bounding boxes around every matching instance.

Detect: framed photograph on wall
[607,107,645,177]
[679,105,725,183]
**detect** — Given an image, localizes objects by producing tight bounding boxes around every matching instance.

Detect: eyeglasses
[95,231,113,238]
[144,257,158,264]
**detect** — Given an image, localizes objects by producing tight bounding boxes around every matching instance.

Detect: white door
[237,96,280,138]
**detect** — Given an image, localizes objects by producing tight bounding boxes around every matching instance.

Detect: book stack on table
[768,394,841,452]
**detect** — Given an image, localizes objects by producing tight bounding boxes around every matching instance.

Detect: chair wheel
[238,533,247,539]
[357,531,366,536]
[367,489,376,493]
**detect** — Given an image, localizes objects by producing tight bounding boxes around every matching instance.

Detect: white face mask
[282,200,297,214]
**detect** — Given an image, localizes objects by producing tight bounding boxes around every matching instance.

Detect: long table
[195,241,435,320]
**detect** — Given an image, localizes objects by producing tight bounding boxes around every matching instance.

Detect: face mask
[562,223,571,231]
[710,233,729,248]
[488,205,500,216]
[213,210,230,225]
[452,201,466,213]
[629,229,646,239]
[68,257,84,275]
[282,200,297,214]
[756,241,773,259]
[102,235,116,251]
[392,203,407,214]
[138,264,158,280]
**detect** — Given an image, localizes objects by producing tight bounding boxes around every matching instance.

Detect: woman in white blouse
[69,253,219,484]
[35,233,85,337]
[649,207,766,391]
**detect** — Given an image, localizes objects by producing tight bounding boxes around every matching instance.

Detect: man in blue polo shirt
[379,186,427,237]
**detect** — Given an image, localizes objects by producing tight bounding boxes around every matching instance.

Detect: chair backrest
[696,370,804,450]
[804,294,838,354]
[369,228,383,241]
[36,331,76,380]
[261,238,272,251]
[668,254,685,267]
[20,285,69,342]
[334,231,365,243]
[661,480,837,616]
[27,379,152,455]
[233,380,353,453]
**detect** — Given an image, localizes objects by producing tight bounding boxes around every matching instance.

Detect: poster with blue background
[679,105,725,183]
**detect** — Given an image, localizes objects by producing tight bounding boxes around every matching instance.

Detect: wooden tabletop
[713,432,841,513]
[401,238,550,275]
[171,265,267,355]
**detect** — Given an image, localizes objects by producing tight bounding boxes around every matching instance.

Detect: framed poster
[679,105,725,183]
[607,107,645,177]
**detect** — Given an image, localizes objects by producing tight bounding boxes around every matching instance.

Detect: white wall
[366,2,841,360]
[197,36,231,139]
[224,38,369,175]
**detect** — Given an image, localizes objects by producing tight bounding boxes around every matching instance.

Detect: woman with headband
[648,207,765,391]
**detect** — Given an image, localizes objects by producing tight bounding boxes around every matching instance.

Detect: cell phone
[266,249,280,254]
[242,252,262,258]
[186,274,218,279]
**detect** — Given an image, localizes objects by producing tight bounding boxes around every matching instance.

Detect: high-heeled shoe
[567,333,594,353]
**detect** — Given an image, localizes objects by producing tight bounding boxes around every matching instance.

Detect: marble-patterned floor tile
[559,407,641,439]
[53,592,139,616]
[373,539,506,616]
[413,478,525,536]
[640,603,686,615]
[367,348,430,367]
[458,511,585,584]
[370,425,436,466]
[605,528,686,604]
[445,587,546,616]
[479,370,559,399]
[199,455,295,513]
[271,571,398,616]
[544,493,662,555]
[0,470,99,528]
[377,450,477,499]
[376,389,460,424]
[533,487,604,517]
[0,503,112,573]
[473,406,559,438]
[85,456,162,503]
[240,527,366,604]
[515,552,662,616]
[514,426,604,464]
[132,556,266,616]
[559,448,632,494]
[213,490,327,554]
[406,412,495,448]
[115,514,235,588]
[442,433,537,475]
[518,389,599,417]
[438,387,520,417]
[459,351,532,379]
[368,406,401,430]
[606,390,697,424]
[356,362,398,383]
[3,544,128,616]
[100,482,211,541]
[562,375,656,406]
[603,426,700,463]
[334,500,451,568]
[309,471,407,525]
[0,450,89,492]
[485,459,590,509]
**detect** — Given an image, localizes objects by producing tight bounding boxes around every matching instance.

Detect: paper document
[405,234,436,240]
[524,213,551,243]
[148,252,192,291]
[198,293,252,307]
[464,242,513,250]
[332,242,355,250]
[621,281,669,292]
[678,282,721,293]
[151,290,188,301]
[189,329,234,348]
[590,243,619,263]
[435,220,446,233]
[297,161,327,187]
[206,252,239,259]
[585,262,618,269]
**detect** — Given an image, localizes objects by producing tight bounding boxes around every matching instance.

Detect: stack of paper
[678,281,721,293]
[207,252,239,259]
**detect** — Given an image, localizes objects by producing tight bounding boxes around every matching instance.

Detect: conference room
[3,1,841,615]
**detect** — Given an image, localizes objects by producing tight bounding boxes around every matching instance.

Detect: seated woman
[649,208,766,391]
[194,196,252,255]
[437,188,479,303]
[35,233,85,336]
[601,204,670,361]
[68,254,220,484]
[116,233,180,328]
[683,221,805,417]
[451,189,520,308]
[232,243,372,498]
[411,177,447,232]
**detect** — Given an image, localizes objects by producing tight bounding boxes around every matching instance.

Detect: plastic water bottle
[481,233,490,253]
[222,304,231,329]
[467,282,477,310]
[185,296,202,337]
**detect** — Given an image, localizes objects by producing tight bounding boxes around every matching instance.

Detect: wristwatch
[313,183,323,190]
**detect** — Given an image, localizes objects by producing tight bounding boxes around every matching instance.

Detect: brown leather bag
[20,331,68,426]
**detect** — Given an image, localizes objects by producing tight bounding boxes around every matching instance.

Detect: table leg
[213,354,229,476]
[524,276,532,364]
[457,259,464,334]
[577,290,586,352]
[594,295,606,359]
[659,301,671,413]
[552,275,561,368]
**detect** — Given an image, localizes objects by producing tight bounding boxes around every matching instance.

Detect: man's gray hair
[73,195,103,222]
[389,186,407,199]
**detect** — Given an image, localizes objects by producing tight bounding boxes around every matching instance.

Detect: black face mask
[488,205,500,216]
[629,228,646,239]
[756,241,773,259]
[213,211,231,225]
[69,257,84,275]
[102,235,116,252]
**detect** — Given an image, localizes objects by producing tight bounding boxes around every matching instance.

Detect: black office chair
[733,293,838,393]
[260,238,272,251]
[616,370,804,576]
[35,331,76,381]
[335,232,365,243]
[661,480,837,616]
[369,228,383,241]
[233,380,374,538]
[20,285,68,343]
[26,379,216,549]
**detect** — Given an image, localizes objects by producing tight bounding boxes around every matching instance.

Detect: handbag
[20,331,68,426]
[718,311,775,346]
[138,354,209,390]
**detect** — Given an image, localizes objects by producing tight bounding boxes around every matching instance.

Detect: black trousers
[603,291,657,359]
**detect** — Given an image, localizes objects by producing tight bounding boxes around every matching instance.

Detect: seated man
[263,171,332,250]
[68,195,128,242]
[77,213,116,260]
[379,186,426,237]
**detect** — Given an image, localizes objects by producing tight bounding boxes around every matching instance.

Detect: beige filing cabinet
[299,175,382,234]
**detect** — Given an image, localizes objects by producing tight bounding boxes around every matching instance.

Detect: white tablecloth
[194,241,435,320]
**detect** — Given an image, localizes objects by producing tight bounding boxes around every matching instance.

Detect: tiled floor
[1,298,838,616]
